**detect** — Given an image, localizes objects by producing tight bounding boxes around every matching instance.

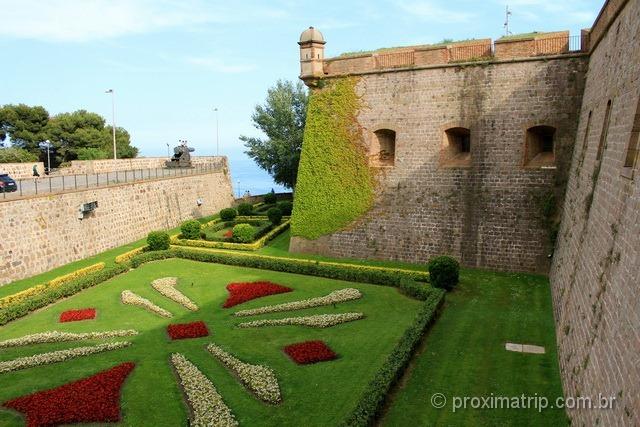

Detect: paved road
[0,166,218,201]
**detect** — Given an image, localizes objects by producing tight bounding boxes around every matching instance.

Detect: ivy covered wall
[290,78,375,240]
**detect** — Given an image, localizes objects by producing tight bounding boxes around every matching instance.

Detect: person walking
[32,164,40,177]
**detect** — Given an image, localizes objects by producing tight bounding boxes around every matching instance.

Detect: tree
[240,80,308,190]
[0,104,50,153]
[0,147,38,163]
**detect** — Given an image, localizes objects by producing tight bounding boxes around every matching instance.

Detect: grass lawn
[381,269,567,426]
[0,259,423,426]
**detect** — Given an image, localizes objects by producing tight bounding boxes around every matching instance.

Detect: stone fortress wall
[292,27,588,273]
[549,0,639,425]
[0,159,234,285]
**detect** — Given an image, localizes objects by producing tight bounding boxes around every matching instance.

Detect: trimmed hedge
[277,200,293,215]
[172,221,291,251]
[147,231,170,251]
[219,208,237,221]
[180,220,202,240]
[232,223,255,243]
[263,190,277,204]
[237,202,253,216]
[267,207,283,225]
[427,255,460,291]
[115,246,146,264]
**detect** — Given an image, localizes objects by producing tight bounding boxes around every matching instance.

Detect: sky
[0,0,603,194]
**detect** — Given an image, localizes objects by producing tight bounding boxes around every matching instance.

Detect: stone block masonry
[0,166,234,285]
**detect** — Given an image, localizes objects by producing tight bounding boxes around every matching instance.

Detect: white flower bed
[234,288,362,317]
[0,330,138,349]
[206,343,281,404]
[121,290,172,318]
[0,341,131,373]
[151,277,198,311]
[171,353,238,427]
[236,312,365,329]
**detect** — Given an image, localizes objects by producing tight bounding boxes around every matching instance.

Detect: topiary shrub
[263,190,277,204]
[180,220,201,240]
[147,231,170,251]
[232,223,255,243]
[237,202,253,216]
[277,200,293,215]
[219,208,237,221]
[267,207,283,225]
[427,255,460,291]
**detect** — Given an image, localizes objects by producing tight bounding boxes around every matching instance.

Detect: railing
[0,163,224,201]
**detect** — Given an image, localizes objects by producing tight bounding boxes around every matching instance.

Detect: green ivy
[291,77,375,239]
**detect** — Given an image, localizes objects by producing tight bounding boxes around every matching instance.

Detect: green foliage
[76,147,108,160]
[277,200,293,215]
[0,146,38,163]
[291,77,375,239]
[267,207,283,225]
[232,223,255,243]
[240,80,308,189]
[219,207,237,221]
[427,256,460,291]
[263,189,277,204]
[147,231,170,251]
[0,104,49,152]
[180,220,202,240]
[237,202,253,216]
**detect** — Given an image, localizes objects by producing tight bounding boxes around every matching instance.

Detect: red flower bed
[3,362,135,427]
[284,340,337,365]
[59,308,96,323]
[167,321,209,340]
[223,281,293,308]
[223,230,233,238]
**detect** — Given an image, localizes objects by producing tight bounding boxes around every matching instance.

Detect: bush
[219,208,237,221]
[277,200,293,215]
[427,255,460,291]
[232,223,255,243]
[0,147,38,163]
[147,231,170,251]
[180,220,201,240]
[237,202,253,216]
[263,190,277,204]
[267,207,283,225]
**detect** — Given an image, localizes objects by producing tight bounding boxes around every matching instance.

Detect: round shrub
[277,200,293,216]
[180,220,201,240]
[237,202,253,216]
[427,256,460,291]
[232,223,255,243]
[267,207,283,225]
[219,208,237,221]
[147,231,170,251]
[263,190,277,204]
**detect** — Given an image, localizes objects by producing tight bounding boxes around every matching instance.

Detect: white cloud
[0,0,287,42]
[186,57,256,73]
[396,0,474,23]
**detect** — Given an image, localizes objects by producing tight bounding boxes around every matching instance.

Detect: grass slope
[381,269,567,426]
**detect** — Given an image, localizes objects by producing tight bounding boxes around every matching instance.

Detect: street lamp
[105,89,117,160]
[42,140,52,174]
[213,107,219,156]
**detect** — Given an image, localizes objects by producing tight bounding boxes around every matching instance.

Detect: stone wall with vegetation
[0,167,234,285]
[550,0,639,424]
[292,56,586,273]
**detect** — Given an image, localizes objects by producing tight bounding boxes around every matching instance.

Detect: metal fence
[1,163,223,201]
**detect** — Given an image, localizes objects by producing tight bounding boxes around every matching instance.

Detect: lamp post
[105,89,117,160]
[213,107,219,156]
[43,140,52,174]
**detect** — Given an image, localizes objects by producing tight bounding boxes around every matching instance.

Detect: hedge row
[341,290,444,426]
[114,246,147,264]
[171,221,291,251]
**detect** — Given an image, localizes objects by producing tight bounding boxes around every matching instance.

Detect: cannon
[165,141,195,168]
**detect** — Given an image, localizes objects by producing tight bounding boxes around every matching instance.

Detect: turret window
[371,129,396,167]
[524,125,555,167]
[441,127,471,167]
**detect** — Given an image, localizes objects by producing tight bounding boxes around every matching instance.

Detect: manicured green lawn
[0,259,422,426]
[381,269,567,426]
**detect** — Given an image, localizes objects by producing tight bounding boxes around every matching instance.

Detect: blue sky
[0,0,602,194]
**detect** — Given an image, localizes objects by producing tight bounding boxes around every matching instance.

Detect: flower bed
[167,321,209,340]
[223,281,292,308]
[171,353,238,427]
[284,341,337,365]
[0,342,131,374]
[59,308,96,323]
[0,330,138,349]
[206,343,281,404]
[3,362,135,426]
[237,312,365,329]
[151,277,198,311]
[121,290,172,318]
[235,288,362,317]
[171,220,291,251]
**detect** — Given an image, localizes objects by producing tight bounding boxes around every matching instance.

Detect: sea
[227,156,289,197]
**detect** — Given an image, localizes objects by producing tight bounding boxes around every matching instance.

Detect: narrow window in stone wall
[372,129,396,167]
[524,125,555,167]
[582,111,592,152]
[442,127,471,167]
[623,97,640,171]
[597,100,612,161]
